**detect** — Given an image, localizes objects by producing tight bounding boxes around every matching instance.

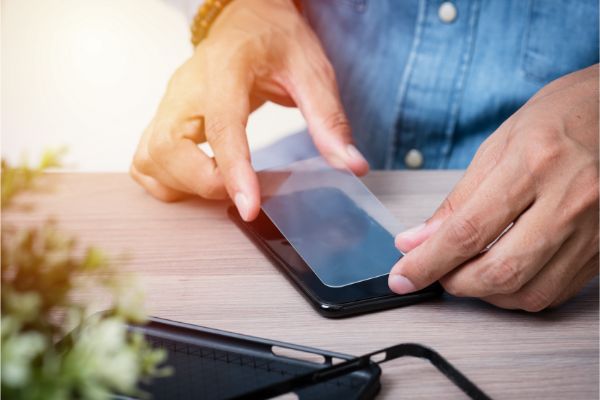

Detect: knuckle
[132,151,151,172]
[573,163,599,214]
[129,164,142,182]
[446,216,484,256]
[205,117,231,147]
[147,134,171,163]
[322,111,351,138]
[481,257,523,294]
[552,161,598,232]
[523,128,564,177]
[154,190,184,203]
[441,276,468,297]
[166,58,204,96]
[477,135,493,152]
[517,288,553,312]
[188,162,226,200]
[129,166,183,203]
[475,136,503,168]
[193,179,224,200]
[435,197,456,219]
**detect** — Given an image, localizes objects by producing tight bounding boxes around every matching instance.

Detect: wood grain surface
[4,172,598,399]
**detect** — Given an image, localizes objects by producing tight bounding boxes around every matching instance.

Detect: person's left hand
[388,64,599,311]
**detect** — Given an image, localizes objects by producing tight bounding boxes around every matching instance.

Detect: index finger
[283,34,369,176]
[388,159,535,294]
[395,118,516,253]
[205,108,259,222]
[203,66,261,221]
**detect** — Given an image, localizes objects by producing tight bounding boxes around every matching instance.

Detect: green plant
[1,148,65,208]
[1,151,168,400]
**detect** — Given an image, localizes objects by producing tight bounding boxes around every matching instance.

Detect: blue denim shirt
[253,0,598,170]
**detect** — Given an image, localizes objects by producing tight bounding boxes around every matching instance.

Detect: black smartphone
[228,188,442,318]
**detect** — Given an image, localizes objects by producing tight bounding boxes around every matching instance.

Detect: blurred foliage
[1,151,169,400]
[1,148,65,208]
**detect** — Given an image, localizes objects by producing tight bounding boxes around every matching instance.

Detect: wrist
[191,0,301,47]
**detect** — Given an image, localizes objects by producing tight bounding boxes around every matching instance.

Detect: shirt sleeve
[162,0,203,23]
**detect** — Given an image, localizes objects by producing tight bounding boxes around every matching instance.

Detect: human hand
[389,65,599,311]
[131,0,368,221]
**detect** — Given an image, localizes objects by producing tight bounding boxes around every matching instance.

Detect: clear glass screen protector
[258,157,404,288]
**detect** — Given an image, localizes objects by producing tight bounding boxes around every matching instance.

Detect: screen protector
[258,156,404,288]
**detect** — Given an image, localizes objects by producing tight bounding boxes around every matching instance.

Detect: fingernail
[346,144,367,164]
[388,274,417,294]
[397,223,426,239]
[234,192,250,222]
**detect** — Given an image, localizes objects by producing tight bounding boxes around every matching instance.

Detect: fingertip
[244,191,261,221]
[394,234,413,254]
[388,273,418,295]
[395,234,426,254]
[229,161,261,222]
[388,253,421,294]
[349,159,369,176]
[395,223,426,252]
[345,144,370,176]
[395,219,445,253]
[234,191,260,222]
[246,206,261,221]
[320,144,369,175]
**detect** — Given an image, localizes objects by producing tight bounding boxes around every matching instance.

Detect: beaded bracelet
[190,0,234,47]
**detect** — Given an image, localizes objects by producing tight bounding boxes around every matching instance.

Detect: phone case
[127,317,381,400]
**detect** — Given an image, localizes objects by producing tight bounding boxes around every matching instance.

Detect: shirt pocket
[521,0,599,83]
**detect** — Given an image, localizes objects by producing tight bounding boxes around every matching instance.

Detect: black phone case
[128,317,381,399]
[227,206,443,318]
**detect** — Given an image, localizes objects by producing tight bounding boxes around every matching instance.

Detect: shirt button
[438,1,457,23]
[404,149,424,169]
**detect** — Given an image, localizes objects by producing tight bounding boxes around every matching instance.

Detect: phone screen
[258,157,404,288]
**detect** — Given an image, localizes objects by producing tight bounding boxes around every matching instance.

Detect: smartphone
[228,188,442,318]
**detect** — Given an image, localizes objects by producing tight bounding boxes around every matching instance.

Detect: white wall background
[1,0,305,171]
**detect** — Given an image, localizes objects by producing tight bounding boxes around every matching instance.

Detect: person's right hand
[131,0,369,221]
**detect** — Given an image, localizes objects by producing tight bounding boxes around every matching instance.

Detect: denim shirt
[253,0,598,170]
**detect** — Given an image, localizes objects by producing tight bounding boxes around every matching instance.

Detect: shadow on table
[436,276,599,323]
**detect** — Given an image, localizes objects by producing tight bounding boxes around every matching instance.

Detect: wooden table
[6,172,598,399]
